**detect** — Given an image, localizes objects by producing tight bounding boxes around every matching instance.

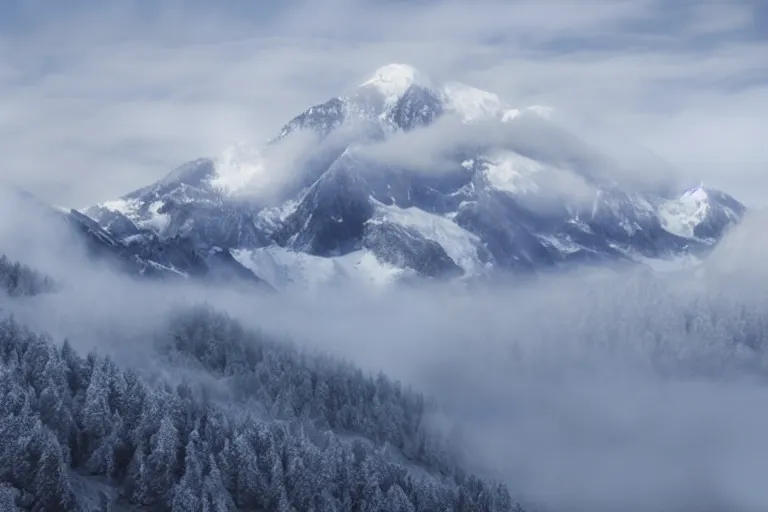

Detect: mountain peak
[681,183,710,202]
[359,63,432,104]
[658,183,745,241]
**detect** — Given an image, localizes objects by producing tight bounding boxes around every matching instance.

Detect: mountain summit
[81,63,745,289]
[359,64,432,103]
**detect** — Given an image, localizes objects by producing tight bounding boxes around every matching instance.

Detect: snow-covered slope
[360,63,433,107]
[659,185,745,242]
[232,246,408,291]
[370,202,486,276]
[81,63,746,290]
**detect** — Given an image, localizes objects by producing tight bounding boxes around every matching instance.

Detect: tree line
[0,254,56,297]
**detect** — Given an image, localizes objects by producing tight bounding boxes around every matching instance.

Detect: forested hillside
[0,255,56,297]
[0,306,520,511]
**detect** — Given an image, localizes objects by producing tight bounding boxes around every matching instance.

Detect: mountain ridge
[78,63,745,289]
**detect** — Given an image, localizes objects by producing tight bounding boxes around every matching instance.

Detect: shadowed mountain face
[73,63,744,289]
[0,186,271,289]
[64,208,272,288]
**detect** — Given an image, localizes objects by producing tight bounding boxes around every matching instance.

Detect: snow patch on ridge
[373,202,484,275]
[233,247,405,291]
[480,152,545,195]
[145,201,170,232]
[360,64,431,106]
[538,234,582,255]
[97,198,141,218]
[659,186,711,239]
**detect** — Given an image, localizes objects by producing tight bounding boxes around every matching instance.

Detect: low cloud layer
[2,200,768,511]
[0,0,765,207]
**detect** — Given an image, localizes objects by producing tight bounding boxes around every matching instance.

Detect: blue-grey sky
[0,0,765,207]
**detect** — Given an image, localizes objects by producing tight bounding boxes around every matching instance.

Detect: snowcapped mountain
[0,185,270,288]
[81,63,745,289]
[658,185,745,242]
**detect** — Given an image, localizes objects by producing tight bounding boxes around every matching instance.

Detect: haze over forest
[1,1,767,511]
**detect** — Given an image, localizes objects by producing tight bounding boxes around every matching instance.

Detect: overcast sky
[0,0,765,208]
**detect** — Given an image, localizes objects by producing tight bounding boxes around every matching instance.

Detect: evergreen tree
[0,254,56,296]
[145,414,180,507]
[201,455,236,512]
[231,432,267,508]
[0,483,21,512]
[171,430,205,511]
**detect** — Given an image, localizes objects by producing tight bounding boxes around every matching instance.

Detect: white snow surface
[91,197,170,233]
[479,152,545,195]
[590,190,656,237]
[360,64,431,106]
[97,198,141,218]
[145,201,170,232]
[477,150,596,208]
[256,198,300,230]
[233,247,405,291]
[359,64,552,124]
[538,234,582,255]
[372,202,484,275]
[659,186,711,239]
[93,64,556,214]
[145,259,188,278]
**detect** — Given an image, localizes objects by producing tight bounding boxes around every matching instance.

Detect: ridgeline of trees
[0,255,56,297]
